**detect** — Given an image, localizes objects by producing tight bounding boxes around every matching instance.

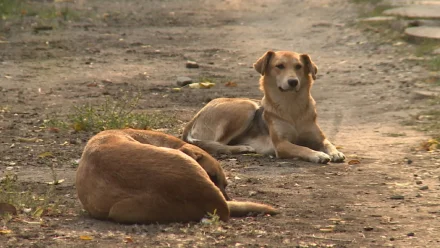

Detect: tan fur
[76,129,277,224]
[182,50,345,164]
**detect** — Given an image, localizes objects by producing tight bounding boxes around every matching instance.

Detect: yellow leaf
[80,235,93,240]
[33,207,45,217]
[0,230,12,234]
[171,88,181,92]
[38,152,54,158]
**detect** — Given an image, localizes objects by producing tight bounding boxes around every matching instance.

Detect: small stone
[176,76,193,87]
[390,195,404,200]
[416,180,423,185]
[405,27,440,40]
[364,226,374,231]
[419,185,429,190]
[186,61,199,69]
[407,232,415,237]
[249,191,257,197]
[415,193,422,198]
[407,159,413,165]
[390,237,395,241]
[412,90,439,99]
[384,6,440,19]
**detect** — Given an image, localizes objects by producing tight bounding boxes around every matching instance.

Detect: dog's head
[178,144,230,201]
[253,50,318,92]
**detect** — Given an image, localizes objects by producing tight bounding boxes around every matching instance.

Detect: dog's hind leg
[187,138,255,155]
[108,193,230,224]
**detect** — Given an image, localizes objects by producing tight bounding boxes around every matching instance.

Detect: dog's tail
[227,201,278,217]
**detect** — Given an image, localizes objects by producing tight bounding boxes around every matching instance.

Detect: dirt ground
[1,0,440,247]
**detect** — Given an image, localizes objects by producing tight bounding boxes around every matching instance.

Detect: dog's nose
[288,79,298,87]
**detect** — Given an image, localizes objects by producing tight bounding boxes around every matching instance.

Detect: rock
[405,27,440,40]
[176,76,193,87]
[407,232,415,237]
[186,61,199,68]
[249,191,257,196]
[360,16,396,22]
[384,6,440,19]
[416,180,423,185]
[419,185,429,190]
[412,90,439,99]
[364,226,374,231]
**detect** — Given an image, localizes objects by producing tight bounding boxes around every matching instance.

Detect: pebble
[186,61,199,68]
[419,185,429,190]
[176,76,193,87]
[390,195,405,200]
[416,180,423,185]
[407,232,415,237]
[364,226,374,231]
[249,191,257,196]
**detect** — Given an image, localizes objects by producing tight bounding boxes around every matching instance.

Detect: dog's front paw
[328,151,345,163]
[310,152,331,164]
[240,146,256,153]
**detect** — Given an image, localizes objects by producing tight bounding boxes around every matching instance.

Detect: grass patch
[45,91,178,133]
[426,56,440,71]
[0,0,80,22]
[414,40,440,56]
[0,0,25,19]
[0,165,61,222]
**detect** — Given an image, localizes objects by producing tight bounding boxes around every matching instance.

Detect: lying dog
[76,129,277,224]
[182,50,345,164]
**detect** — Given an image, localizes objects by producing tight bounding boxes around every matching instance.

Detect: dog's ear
[253,50,275,75]
[178,145,203,161]
[301,54,318,80]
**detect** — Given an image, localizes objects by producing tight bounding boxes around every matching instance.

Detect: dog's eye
[276,64,285,69]
[295,64,302,70]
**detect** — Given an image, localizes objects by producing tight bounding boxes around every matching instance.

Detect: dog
[76,129,277,224]
[182,50,345,164]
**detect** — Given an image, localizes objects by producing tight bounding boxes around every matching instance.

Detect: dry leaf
[0,202,17,216]
[124,236,134,243]
[17,137,38,143]
[348,159,360,165]
[47,179,65,185]
[38,152,54,158]
[224,81,237,87]
[0,230,12,234]
[421,138,439,151]
[80,235,93,240]
[47,127,60,133]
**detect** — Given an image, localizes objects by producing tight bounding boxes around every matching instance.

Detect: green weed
[45,91,177,133]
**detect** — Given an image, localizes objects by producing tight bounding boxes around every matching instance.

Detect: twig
[303,235,354,243]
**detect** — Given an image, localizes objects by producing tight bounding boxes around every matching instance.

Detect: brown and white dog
[76,129,277,224]
[182,50,345,164]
